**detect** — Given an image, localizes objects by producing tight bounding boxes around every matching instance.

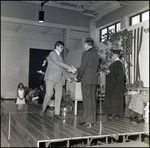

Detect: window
[116,23,121,32]
[130,10,149,26]
[100,22,121,42]
[142,11,149,22]
[131,15,140,25]
[101,28,107,42]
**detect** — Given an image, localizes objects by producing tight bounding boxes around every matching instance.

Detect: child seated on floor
[127,89,149,124]
[16,83,26,109]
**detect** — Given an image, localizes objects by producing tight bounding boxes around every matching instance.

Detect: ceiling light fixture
[39,10,44,23]
[39,0,48,23]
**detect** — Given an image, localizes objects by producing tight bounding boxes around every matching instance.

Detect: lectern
[66,81,82,115]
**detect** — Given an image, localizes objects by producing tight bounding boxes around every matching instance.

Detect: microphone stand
[97,60,105,115]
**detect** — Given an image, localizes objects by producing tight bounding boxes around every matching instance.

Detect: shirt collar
[114,57,120,61]
[114,57,122,63]
[55,49,60,56]
[87,46,92,51]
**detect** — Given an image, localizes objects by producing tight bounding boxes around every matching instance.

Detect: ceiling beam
[90,2,121,23]
[83,1,107,10]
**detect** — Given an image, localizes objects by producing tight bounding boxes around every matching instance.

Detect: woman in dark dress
[104,49,125,118]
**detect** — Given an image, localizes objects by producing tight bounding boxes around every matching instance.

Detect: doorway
[29,48,52,89]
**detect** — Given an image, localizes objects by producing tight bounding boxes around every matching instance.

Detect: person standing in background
[104,49,125,118]
[76,38,99,128]
[40,41,76,119]
[37,54,49,105]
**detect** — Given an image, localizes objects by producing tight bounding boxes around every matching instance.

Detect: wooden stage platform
[1,100,149,147]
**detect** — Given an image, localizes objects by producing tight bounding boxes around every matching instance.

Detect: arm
[50,52,76,73]
[77,51,89,81]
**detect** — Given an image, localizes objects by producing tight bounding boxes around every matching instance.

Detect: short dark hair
[85,38,94,46]
[54,41,64,49]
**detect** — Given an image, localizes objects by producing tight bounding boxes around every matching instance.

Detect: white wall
[65,34,89,97]
[1,29,63,98]
[65,32,89,66]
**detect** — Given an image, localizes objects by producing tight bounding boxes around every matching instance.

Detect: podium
[66,81,82,115]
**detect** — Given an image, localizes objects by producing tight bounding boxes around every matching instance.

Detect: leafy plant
[61,90,74,113]
[98,28,134,78]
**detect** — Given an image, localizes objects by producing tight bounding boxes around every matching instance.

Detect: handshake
[66,65,78,83]
[66,65,77,74]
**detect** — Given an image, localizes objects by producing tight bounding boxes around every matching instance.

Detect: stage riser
[1,115,9,140]
[1,112,36,147]
[10,119,33,147]
[1,101,149,147]
[9,128,24,147]
[11,115,37,147]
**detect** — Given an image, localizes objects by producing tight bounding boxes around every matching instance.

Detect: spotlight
[39,11,44,23]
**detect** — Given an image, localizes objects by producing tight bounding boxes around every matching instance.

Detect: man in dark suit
[40,41,76,119]
[76,38,99,128]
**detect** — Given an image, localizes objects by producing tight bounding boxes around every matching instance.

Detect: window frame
[130,10,149,26]
[100,21,121,42]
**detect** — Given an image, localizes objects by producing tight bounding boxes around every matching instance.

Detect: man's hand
[103,69,110,75]
[37,70,45,75]
[67,78,73,83]
[73,77,78,82]
[42,59,47,66]
[67,65,77,74]
[71,65,77,73]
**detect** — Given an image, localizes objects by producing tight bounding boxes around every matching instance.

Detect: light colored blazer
[44,50,70,85]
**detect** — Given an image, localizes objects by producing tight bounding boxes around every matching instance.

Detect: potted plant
[60,89,74,116]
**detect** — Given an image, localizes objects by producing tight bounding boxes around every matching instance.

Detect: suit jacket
[77,48,99,84]
[44,50,70,85]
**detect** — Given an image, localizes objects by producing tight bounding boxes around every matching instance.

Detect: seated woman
[16,83,26,108]
[128,89,149,123]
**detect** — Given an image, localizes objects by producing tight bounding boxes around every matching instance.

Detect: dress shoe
[136,118,145,124]
[107,115,113,119]
[130,116,138,122]
[54,115,64,120]
[40,110,45,116]
[84,123,92,128]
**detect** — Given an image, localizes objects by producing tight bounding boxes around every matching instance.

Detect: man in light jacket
[40,41,76,119]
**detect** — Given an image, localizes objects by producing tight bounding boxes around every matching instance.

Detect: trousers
[42,79,63,115]
[81,83,97,124]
